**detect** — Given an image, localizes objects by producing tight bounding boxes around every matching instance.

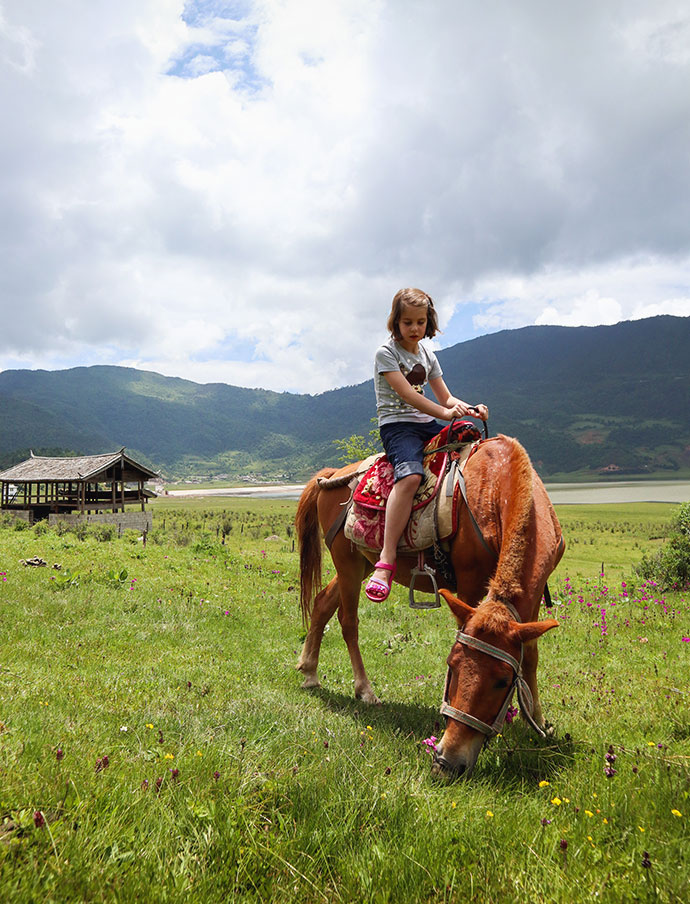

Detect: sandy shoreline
[162,479,690,504]
[164,484,306,498]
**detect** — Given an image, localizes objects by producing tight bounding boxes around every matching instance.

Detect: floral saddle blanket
[344,421,481,553]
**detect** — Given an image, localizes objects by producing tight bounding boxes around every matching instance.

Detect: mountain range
[1,315,688,481]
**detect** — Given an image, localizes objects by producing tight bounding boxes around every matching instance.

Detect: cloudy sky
[1,0,689,394]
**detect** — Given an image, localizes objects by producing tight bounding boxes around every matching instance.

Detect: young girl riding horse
[365,288,489,602]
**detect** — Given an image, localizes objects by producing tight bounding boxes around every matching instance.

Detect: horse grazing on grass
[295,434,565,778]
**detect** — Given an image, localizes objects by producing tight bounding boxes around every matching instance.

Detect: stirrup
[408,552,441,609]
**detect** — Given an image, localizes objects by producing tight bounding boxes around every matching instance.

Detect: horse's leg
[296,576,341,688]
[336,561,380,704]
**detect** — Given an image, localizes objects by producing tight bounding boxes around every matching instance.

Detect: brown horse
[295,434,565,778]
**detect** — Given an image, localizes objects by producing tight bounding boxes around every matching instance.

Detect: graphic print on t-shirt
[403,362,426,393]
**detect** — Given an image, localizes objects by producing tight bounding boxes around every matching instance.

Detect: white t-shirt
[374,337,443,426]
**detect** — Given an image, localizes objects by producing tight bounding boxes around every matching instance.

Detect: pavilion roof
[0,449,158,483]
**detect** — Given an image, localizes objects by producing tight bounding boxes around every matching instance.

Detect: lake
[166,479,690,504]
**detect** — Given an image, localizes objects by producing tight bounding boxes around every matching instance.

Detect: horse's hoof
[300,675,322,689]
[543,721,555,737]
[356,689,381,705]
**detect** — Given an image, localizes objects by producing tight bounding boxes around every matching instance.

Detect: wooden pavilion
[0,449,158,526]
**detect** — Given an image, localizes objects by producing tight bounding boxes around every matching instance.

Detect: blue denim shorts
[379,420,441,482]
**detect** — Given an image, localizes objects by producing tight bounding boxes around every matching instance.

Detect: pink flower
[422,736,438,752]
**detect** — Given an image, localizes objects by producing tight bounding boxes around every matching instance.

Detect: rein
[439,602,546,740]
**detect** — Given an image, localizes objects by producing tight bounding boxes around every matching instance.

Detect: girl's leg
[369,472,422,587]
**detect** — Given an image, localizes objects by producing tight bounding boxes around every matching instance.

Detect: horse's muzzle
[430,750,470,781]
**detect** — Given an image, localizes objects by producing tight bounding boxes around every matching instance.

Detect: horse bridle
[439,602,546,740]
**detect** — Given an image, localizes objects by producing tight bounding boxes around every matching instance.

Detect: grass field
[1,499,688,902]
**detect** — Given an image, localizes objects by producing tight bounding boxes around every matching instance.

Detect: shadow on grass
[306,684,438,737]
[303,685,582,787]
[469,721,582,790]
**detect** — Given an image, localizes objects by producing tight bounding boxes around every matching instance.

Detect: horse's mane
[487,437,534,605]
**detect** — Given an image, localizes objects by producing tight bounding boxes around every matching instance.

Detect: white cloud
[0,0,689,393]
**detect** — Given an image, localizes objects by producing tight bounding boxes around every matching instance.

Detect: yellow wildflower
[146,723,154,729]
[539,780,550,788]
[671,809,682,818]
[585,810,594,818]
[164,753,174,760]
[551,797,562,806]
[486,811,494,818]
[638,826,645,832]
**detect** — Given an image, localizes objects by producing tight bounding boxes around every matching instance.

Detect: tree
[333,418,381,464]
[635,501,690,590]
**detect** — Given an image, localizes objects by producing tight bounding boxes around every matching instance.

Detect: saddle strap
[455,468,496,560]
[324,499,352,550]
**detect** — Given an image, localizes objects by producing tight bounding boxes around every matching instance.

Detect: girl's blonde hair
[387,288,440,340]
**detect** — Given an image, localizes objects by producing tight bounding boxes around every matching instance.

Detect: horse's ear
[511,619,559,644]
[439,588,475,624]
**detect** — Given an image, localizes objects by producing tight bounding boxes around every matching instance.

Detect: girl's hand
[444,403,470,420]
[467,403,489,421]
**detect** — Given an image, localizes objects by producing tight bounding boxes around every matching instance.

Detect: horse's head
[431,589,558,780]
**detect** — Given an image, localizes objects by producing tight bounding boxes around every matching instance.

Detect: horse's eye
[494,678,510,689]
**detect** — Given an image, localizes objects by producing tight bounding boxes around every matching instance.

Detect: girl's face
[397,304,428,350]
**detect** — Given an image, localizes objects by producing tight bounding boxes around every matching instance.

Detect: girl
[365,288,488,602]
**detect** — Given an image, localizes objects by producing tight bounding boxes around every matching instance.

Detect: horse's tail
[488,437,535,604]
[295,468,335,625]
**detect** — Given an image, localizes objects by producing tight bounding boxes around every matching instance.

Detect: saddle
[344,421,482,553]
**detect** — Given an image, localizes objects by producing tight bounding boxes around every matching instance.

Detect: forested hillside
[1,316,688,480]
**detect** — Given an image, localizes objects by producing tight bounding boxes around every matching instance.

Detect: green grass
[1,501,689,902]
[553,503,675,583]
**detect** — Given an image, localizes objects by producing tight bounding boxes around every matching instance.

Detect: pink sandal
[365,561,397,602]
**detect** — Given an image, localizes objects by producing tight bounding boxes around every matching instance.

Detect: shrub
[192,532,224,555]
[635,501,690,590]
[71,521,89,541]
[91,523,117,542]
[122,529,142,544]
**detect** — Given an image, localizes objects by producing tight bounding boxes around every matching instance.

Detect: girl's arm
[429,376,489,421]
[383,371,468,421]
